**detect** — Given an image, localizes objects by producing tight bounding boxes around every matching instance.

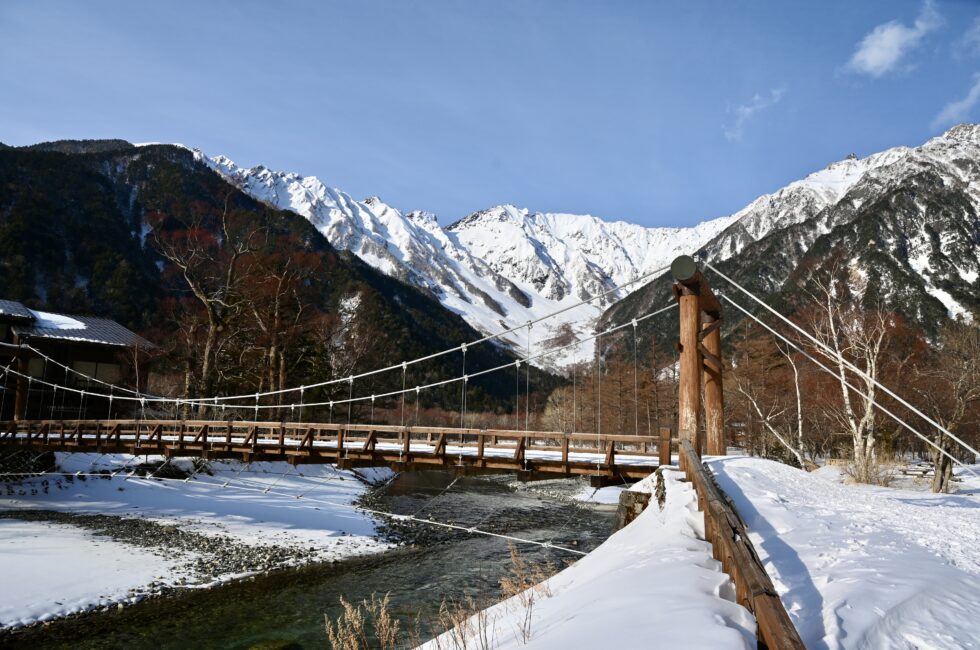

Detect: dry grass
[497,544,555,644]
[324,592,400,650]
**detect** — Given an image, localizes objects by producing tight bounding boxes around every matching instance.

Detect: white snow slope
[422,470,756,649]
[0,518,180,628]
[200,153,734,367]
[197,125,980,366]
[709,457,980,650]
[0,454,392,628]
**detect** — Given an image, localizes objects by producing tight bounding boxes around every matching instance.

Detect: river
[1,470,617,649]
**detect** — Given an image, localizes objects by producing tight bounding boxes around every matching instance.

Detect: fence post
[659,426,672,466]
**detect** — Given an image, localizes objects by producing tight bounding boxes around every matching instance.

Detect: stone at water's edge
[614,490,651,530]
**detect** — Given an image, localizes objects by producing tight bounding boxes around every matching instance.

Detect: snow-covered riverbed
[0,453,393,628]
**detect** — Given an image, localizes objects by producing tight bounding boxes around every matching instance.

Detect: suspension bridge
[3,254,977,650]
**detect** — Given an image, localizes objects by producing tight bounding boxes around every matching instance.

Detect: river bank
[0,456,616,648]
[0,453,395,629]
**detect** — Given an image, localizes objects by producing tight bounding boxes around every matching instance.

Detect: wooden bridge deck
[0,419,662,481]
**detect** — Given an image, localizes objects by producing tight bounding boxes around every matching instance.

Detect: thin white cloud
[931,74,980,130]
[846,0,942,77]
[724,88,785,142]
[954,16,980,59]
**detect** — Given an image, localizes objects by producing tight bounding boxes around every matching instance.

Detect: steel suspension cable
[705,262,980,459]
[721,292,980,479]
[0,264,674,408]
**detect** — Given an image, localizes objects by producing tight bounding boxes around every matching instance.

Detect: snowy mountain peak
[942,122,980,143]
[200,124,979,366]
[201,154,729,367]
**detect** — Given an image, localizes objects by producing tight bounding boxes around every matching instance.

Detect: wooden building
[0,300,153,420]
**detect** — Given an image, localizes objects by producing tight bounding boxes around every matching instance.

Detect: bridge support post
[659,426,672,466]
[674,266,703,455]
[702,314,725,456]
[671,255,723,459]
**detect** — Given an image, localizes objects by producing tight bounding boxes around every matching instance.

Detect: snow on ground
[423,470,756,649]
[0,518,179,628]
[8,453,394,549]
[0,454,394,628]
[709,457,980,650]
[571,484,626,505]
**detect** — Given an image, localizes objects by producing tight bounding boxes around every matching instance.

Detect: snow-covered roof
[0,300,152,348]
[0,299,34,321]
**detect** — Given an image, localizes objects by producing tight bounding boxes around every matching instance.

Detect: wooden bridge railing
[0,419,664,480]
[678,440,804,650]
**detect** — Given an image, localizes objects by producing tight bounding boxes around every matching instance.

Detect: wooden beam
[702,314,725,456]
[363,429,377,452]
[242,426,258,448]
[659,427,672,467]
[192,424,209,444]
[604,440,615,467]
[675,279,703,455]
[670,255,722,320]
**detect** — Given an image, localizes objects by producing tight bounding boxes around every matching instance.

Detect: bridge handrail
[3,419,659,443]
[678,440,805,650]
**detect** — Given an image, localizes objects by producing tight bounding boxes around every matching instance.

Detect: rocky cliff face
[204,155,733,367]
[204,124,978,368]
[602,124,980,350]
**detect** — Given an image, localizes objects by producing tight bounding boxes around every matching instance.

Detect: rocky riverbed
[0,510,320,591]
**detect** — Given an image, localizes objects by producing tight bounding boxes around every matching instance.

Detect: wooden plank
[604,440,615,467]
[433,432,447,456]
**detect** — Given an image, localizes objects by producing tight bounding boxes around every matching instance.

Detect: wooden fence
[0,419,662,480]
[679,440,805,650]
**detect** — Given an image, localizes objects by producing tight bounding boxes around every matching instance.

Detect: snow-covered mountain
[702,146,910,261]
[201,154,734,366]
[604,124,980,345]
[201,123,979,368]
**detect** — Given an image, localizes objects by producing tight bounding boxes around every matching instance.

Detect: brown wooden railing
[679,440,805,650]
[0,419,661,480]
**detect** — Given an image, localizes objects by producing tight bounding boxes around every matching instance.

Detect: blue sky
[2,1,979,228]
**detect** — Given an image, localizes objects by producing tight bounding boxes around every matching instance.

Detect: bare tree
[805,270,890,483]
[910,319,980,492]
[730,335,807,467]
[149,194,264,404]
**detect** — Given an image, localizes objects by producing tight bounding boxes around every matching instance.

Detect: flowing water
[3,471,617,649]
